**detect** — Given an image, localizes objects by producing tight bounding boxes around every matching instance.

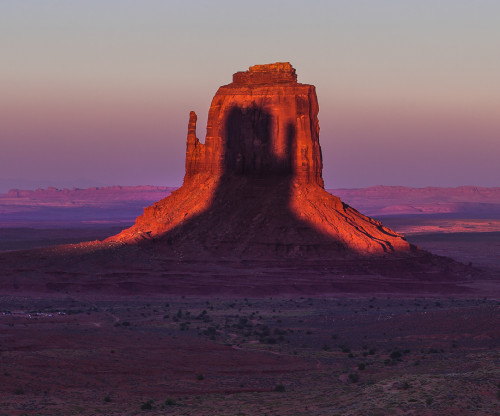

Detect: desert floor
[0,216,499,415]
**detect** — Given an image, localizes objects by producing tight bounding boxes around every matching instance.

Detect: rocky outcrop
[107,63,413,258]
[183,62,323,186]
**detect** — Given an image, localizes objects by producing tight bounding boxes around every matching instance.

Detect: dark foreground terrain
[0,237,498,415]
[1,295,499,416]
[1,192,499,415]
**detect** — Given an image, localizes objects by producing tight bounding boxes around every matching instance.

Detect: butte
[0,63,475,296]
[108,63,419,260]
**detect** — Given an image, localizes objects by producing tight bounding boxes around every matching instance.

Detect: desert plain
[1,186,499,416]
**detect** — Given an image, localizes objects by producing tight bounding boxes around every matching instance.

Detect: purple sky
[1,1,499,192]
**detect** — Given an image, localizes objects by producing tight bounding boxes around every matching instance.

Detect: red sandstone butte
[185,62,322,186]
[108,63,411,257]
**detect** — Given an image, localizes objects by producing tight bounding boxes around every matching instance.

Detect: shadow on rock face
[224,104,294,176]
[124,102,411,261]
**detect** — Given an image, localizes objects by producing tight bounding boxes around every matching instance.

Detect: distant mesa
[107,62,413,259]
[4,185,172,201]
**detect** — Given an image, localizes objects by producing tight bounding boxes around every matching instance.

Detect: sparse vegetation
[164,398,176,406]
[141,399,154,410]
[348,372,359,383]
[390,351,402,360]
[2,297,498,415]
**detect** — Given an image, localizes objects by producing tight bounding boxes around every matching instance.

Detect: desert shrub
[358,363,366,370]
[104,395,111,402]
[258,325,270,337]
[14,388,24,395]
[390,351,402,360]
[196,374,204,381]
[426,397,434,406]
[141,399,154,410]
[165,398,176,406]
[348,372,359,383]
[274,384,286,392]
[203,326,217,336]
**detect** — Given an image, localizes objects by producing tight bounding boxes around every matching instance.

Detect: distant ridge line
[3,184,500,196]
[2,185,500,218]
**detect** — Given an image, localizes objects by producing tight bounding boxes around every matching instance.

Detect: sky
[1,0,499,192]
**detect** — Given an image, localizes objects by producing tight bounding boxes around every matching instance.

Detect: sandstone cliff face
[184,62,323,186]
[108,63,411,257]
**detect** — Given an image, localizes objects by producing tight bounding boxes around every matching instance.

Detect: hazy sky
[1,0,499,192]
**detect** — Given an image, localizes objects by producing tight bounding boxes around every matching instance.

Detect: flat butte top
[232,62,298,85]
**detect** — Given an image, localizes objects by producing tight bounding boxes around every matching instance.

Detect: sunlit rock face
[108,63,411,258]
[185,62,323,186]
